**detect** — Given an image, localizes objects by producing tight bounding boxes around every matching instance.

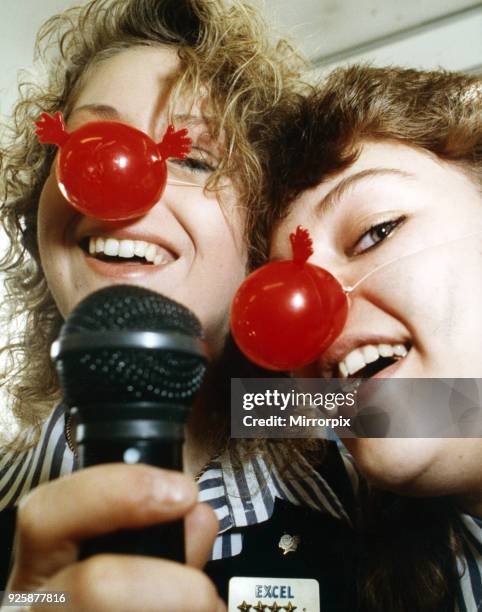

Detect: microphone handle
[77,436,185,562]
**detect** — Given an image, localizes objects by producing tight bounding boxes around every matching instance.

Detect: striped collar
[197,443,355,560]
[457,513,482,611]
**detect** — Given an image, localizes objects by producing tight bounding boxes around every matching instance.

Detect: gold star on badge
[253,603,267,611]
[237,603,252,611]
[284,603,297,611]
[269,603,282,611]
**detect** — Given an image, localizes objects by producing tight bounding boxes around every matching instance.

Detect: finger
[18,464,197,545]
[35,555,225,612]
[11,464,197,586]
[185,502,219,568]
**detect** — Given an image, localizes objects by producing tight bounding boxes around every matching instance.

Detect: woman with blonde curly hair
[0,1,357,610]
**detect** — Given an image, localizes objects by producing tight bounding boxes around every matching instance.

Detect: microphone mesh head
[54,285,207,408]
[62,284,203,336]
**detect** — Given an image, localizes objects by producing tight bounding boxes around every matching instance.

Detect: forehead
[71,46,211,137]
[288,141,473,217]
[75,46,179,106]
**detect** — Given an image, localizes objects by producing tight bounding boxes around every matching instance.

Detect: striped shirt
[0,404,355,559]
[1,404,481,610]
[457,514,482,612]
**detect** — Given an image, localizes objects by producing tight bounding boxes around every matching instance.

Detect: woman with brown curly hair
[258,65,482,611]
[0,1,357,610]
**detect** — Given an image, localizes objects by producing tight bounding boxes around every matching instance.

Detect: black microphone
[51,284,208,562]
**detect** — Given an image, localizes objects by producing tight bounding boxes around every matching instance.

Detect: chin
[344,437,442,495]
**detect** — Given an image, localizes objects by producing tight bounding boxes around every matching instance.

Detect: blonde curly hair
[0,0,305,443]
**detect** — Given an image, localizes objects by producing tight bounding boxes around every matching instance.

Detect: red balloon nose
[231,258,348,371]
[56,121,167,221]
[34,112,192,221]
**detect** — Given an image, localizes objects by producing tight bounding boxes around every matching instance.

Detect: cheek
[37,172,78,313]
[38,169,71,247]
[180,195,247,312]
[355,242,473,337]
[195,196,246,279]
[184,206,246,354]
[202,224,246,299]
[38,175,58,262]
[404,244,482,358]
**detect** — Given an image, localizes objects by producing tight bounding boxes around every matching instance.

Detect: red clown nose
[34,111,191,221]
[231,227,348,371]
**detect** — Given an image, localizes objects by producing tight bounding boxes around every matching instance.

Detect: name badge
[228,577,320,611]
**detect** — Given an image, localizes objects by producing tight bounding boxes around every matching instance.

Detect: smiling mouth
[337,342,411,378]
[79,236,176,266]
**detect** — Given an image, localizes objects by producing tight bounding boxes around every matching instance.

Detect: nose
[305,244,355,294]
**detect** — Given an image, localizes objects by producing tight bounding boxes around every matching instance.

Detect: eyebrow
[314,168,413,216]
[173,113,212,128]
[70,103,123,120]
[70,104,210,128]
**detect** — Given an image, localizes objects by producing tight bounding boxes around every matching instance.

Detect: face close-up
[37,46,247,356]
[270,140,482,503]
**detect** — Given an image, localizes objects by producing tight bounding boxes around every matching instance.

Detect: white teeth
[361,345,379,364]
[345,350,366,376]
[145,244,157,262]
[378,344,394,358]
[118,240,135,258]
[85,236,172,266]
[95,237,105,253]
[104,238,119,257]
[134,240,148,258]
[338,342,408,378]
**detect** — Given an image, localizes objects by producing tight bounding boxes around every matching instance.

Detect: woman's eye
[173,153,216,174]
[352,216,405,255]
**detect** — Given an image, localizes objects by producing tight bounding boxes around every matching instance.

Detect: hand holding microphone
[6,465,224,611]
[5,286,226,611]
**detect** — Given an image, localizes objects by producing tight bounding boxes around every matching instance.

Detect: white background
[1,0,481,121]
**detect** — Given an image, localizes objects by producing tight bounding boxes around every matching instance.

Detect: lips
[86,236,174,265]
[318,335,412,379]
[75,219,179,266]
[73,219,181,283]
[339,342,409,378]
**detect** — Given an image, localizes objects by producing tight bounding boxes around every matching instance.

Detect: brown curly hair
[252,64,481,268]
[250,64,482,612]
[0,0,306,443]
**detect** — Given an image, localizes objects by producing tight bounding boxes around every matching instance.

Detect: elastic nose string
[342,230,482,295]
[166,178,200,188]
